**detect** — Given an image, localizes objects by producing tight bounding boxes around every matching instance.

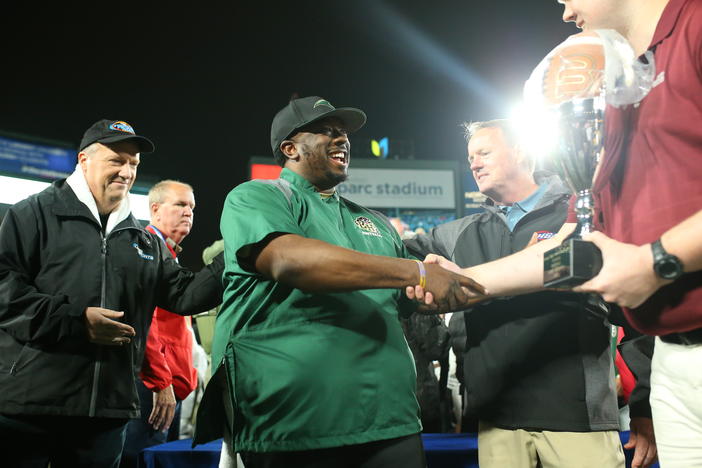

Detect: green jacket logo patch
[354,216,382,238]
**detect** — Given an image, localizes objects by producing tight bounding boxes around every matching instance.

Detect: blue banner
[0,135,74,180]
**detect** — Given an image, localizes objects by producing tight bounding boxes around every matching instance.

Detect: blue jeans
[0,413,128,468]
[120,380,182,468]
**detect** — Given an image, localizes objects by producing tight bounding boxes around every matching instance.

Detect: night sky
[1,2,577,268]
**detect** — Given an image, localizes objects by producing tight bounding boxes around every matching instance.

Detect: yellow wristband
[414,260,427,289]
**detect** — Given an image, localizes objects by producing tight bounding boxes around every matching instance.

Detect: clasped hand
[406,255,488,313]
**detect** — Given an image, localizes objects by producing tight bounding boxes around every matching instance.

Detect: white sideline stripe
[0,175,150,221]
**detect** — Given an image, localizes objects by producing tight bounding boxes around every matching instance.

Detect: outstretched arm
[253,233,487,313]
[461,222,576,296]
[408,223,576,305]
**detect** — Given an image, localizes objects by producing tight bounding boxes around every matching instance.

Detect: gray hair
[80,142,101,156]
[462,119,519,146]
[462,119,535,172]
[148,180,194,205]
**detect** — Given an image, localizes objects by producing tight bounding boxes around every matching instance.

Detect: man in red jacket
[121,180,198,467]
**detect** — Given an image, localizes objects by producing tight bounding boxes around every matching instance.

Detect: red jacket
[140,225,198,400]
[615,328,635,404]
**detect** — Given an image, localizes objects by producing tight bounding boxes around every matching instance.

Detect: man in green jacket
[196,96,485,468]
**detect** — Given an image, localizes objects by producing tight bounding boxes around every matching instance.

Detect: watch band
[651,238,684,280]
[651,238,666,262]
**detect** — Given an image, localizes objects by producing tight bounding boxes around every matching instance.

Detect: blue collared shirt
[497,184,547,231]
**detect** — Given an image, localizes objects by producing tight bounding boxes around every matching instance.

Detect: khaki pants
[478,421,625,468]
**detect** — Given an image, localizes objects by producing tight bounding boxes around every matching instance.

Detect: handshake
[406,254,489,314]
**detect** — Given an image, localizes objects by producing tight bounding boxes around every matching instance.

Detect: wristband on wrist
[414,260,427,289]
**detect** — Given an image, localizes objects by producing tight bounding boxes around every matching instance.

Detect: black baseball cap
[270,96,366,159]
[79,119,155,153]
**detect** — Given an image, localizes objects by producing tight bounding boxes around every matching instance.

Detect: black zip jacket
[405,174,652,431]
[0,179,223,419]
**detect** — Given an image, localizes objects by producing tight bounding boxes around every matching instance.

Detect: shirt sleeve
[140,309,172,392]
[155,245,224,316]
[0,204,86,345]
[220,181,305,273]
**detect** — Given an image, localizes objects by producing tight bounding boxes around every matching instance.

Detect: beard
[299,143,349,191]
[323,166,348,186]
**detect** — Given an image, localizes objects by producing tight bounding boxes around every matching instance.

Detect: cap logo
[354,216,382,238]
[313,99,334,110]
[109,121,135,134]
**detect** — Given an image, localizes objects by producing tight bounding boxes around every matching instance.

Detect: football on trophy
[527,31,606,107]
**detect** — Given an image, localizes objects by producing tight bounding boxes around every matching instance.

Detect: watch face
[658,258,682,279]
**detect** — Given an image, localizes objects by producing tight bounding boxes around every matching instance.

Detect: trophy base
[543,238,603,288]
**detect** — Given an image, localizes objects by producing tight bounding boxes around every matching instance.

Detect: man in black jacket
[405,119,656,468]
[0,119,223,468]
[400,313,451,433]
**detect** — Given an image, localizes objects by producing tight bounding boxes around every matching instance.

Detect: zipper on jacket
[87,225,147,417]
[88,234,108,417]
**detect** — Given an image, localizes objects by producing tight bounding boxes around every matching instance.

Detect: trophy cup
[524,30,656,288]
[543,96,604,287]
[523,31,608,288]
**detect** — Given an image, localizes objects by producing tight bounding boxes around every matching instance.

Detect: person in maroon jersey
[558,1,702,466]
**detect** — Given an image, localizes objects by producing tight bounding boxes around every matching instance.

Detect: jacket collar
[146,224,181,256]
[532,171,571,209]
[483,172,570,214]
[57,164,136,234]
[280,167,340,201]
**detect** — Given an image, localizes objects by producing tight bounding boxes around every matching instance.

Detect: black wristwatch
[651,238,684,280]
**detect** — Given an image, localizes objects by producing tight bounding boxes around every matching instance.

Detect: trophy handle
[574,189,595,238]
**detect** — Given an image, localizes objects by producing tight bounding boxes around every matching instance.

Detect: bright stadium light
[0,175,151,221]
[508,102,560,163]
[367,1,507,111]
